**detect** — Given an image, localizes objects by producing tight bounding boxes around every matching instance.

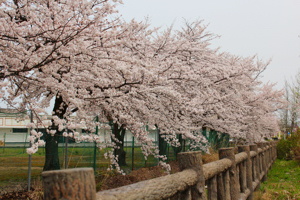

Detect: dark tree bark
[156,127,167,158]
[172,134,183,160]
[43,95,68,171]
[110,122,127,166]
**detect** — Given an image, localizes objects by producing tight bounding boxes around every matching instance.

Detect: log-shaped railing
[42,141,277,200]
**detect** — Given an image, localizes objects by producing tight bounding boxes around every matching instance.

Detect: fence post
[273,141,277,161]
[271,142,274,162]
[267,142,270,168]
[238,145,253,200]
[42,168,96,200]
[177,151,206,200]
[257,143,267,182]
[219,147,238,200]
[275,141,278,158]
[274,141,277,162]
[217,173,225,200]
[250,144,259,191]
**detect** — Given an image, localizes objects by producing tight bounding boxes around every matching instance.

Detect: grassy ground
[254,159,300,200]
[3,147,299,200]
[0,145,177,193]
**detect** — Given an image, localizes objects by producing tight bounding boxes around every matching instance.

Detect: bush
[277,132,300,161]
[277,139,293,160]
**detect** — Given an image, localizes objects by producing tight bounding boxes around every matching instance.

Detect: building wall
[0,114,158,143]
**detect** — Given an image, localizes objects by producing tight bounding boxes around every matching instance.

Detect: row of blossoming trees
[0,0,283,172]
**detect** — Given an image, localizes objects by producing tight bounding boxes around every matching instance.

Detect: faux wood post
[264,143,269,180]
[272,142,275,162]
[250,144,259,191]
[265,143,268,166]
[238,161,246,193]
[178,151,207,200]
[271,142,274,162]
[42,168,96,200]
[273,141,277,162]
[275,141,277,159]
[223,170,231,200]
[207,175,217,200]
[269,142,272,167]
[238,145,253,200]
[266,142,270,169]
[236,163,240,193]
[219,147,238,200]
[274,141,277,160]
[217,173,225,200]
[273,142,276,160]
[257,143,267,182]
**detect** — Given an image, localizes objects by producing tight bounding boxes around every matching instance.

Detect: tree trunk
[172,134,183,160]
[157,128,167,157]
[43,132,60,171]
[43,95,68,171]
[110,122,127,166]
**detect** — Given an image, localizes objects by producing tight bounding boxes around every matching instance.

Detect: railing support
[42,168,96,200]
[250,144,259,191]
[257,143,267,182]
[40,143,278,200]
[219,147,238,200]
[178,151,207,200]
[238,145,253,200]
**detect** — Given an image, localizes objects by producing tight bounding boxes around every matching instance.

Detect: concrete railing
[42,141,277,200]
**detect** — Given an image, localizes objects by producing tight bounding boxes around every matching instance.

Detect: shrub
[277,132,300,160]
[291,133,300,163]
[277,139,293,160]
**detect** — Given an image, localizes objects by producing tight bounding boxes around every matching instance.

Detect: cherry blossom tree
[0,0,283,172]
[0,0,128,170]
[279,74,300,134]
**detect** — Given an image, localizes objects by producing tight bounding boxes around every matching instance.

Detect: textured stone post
[217,173,225,200]
[275,141,277,159]
[266,142,270,170]
[239,161,247,193]
[250,144,259,191]
[238,145,253,200]
[272,142,275,162]
[178,151,207,200]
[257,143,267,182]
[274,141,277,160]
[223,170,231,200]
[249,145,257,181]
[219,148,238,200]
[42,168,96,200]
[236,164,240,193]
[207,175,217,200]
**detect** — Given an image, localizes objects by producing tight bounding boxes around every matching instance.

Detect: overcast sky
[118,0,300,90]
[1,1,299,110]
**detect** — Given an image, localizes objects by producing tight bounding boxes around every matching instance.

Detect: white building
[0,108,157,146]
[0,109,30,143]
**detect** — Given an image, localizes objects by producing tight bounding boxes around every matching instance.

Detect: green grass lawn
[254,159,300,200]
[0,145,178,183]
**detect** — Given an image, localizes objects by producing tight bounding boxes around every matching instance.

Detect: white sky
[118,0,300,90]
[1,1,300,110]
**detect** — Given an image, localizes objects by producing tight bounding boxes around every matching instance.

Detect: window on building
[12,128,28,133]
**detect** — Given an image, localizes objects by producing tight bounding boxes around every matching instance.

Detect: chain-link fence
[0,130,229,173]
[0,110,230,184]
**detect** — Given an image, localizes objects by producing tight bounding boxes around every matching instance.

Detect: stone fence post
[238,145,253,200]
[250,144,259,191]
[219,147,238,200]
[177,151,207,200]
[257,143,267,182]
[42,168,96,200]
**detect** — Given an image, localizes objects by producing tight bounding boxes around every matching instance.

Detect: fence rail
[42,141,277,200]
